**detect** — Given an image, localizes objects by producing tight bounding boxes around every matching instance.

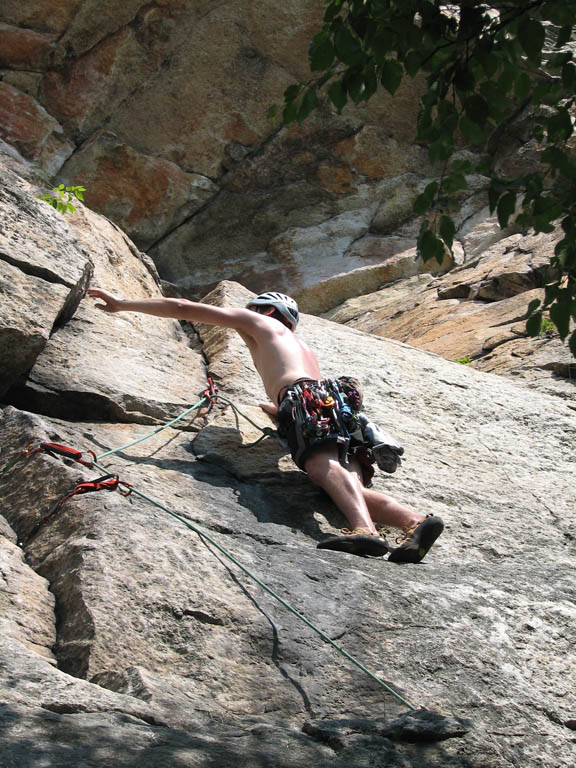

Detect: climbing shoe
[317,527,390,557]
[387,515,444,564]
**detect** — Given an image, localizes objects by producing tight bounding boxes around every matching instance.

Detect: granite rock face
[0,150,206,424]
[0,0,449,303]
[325,230,576,403]
[1,152,575,768]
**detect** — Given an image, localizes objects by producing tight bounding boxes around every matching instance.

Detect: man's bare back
[237,312,321,402]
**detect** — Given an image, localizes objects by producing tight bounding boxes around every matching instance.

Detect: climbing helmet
[246,292,299,331]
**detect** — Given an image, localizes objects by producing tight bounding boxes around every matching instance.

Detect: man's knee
[305,450,358,488]
[304,450,337,486]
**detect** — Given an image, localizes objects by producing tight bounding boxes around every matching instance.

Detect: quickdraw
[25,473,132,544]
[0,441,96,475]
[202,377,219,404]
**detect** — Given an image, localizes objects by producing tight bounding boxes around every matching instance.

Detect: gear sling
[277,378,376,485]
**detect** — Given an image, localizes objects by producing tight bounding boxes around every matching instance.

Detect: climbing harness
[0,381,418,712]
[280,378,370,472]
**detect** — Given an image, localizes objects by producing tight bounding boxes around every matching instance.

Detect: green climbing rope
[214,394,274,434]
[96,396,209,460]
[1,386,418,711]
[95,391,275,463]
[91,456,417,711]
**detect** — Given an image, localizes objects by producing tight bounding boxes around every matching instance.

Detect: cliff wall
[1,146,575,767]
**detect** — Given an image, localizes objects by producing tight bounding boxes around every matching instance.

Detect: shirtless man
[88,288,443,563]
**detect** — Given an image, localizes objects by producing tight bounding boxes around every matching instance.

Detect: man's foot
[388,515,444,564]
[317,527,390,557]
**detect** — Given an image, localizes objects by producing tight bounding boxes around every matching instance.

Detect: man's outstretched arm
[88,288,255,330]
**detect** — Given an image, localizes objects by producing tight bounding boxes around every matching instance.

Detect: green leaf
[518,17,545,63]
[547,51,573,70]
[542,147,576,180]
[545,283,559,305]
[334,23,362,67]
[555,239,576,269]
[450,159,473,174]
[282,97,299,124]
[344,69,364,103]
[404,51,421,77]
[550,300,571,339]
[497,191,516,229]
[458,5,486,40]
[488,185,500,214]
[380,58,403,95]
[562,62,576,90]
[556,25,573,48]
[324,1,342,24]
[428,139,453,165]
[514,72,531,102]
[479,50,499,79]
[369,27,395,64]
[453,62,475,93]
[533,81,564,106]
[439,215,456,248]
[480,80,511,117]
[413,181,438,215]
[526,311,542,337]
[284,84,301,103]
[569,329,576,358]
[355,65,377,102]
[309,33,335,71]
[296,88,318,123]
[464,94,489,127]
[546,108,574,142]
[459,115,486,145]
[541,3,575,27]
[526,298,542,316]
[497,64,516,95]
[419,228,445,264]
[327,80,347,112]
[441,172,467,195]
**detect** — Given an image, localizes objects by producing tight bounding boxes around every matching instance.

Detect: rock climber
[87,287,443,562]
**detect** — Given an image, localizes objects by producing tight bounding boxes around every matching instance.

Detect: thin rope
[1,387,418,710]
[96,397,208,460]
[92,457,418,711]
[214,394,276,437]
[0,453,24,476]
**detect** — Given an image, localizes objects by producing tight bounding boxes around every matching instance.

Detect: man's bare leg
[304,448,378,534]
[361,487,424,531]
[307,449,443,560]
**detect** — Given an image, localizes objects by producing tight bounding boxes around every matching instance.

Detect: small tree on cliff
[274,0,576,355]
